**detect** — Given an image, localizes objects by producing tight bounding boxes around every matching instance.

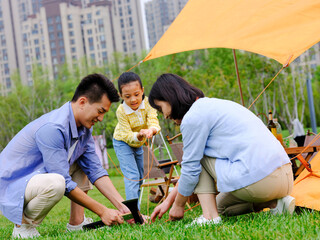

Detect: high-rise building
[145,0,188,48]
[0,0,146,95]
[290,43,320,78]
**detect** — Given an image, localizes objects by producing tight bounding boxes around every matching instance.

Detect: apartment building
[0,0,146,94]
[290,43,320,78]
[145,0,188,48]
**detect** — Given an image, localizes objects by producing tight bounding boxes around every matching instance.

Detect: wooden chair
[166,133,199,205]
[285,134,320,178]
[139,145,179,205]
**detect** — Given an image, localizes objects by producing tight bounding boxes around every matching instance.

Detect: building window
[119,7,123,17]
[69,31,74,37]
[120,19,124,28]
[48,25,54,32]
[47,17,53,24]
[4,63,9,75]
[57,31,63,38]
[70,39,75,45]
[129,17,133,27]
[60,48,65,54]
[51,49,56,56]
[87,29,92,35]
[68,23,73,28]
[6,77,11,89]
[59,40,64,47]
[123,42,127,52]
[50,41,56,48]
[98,19,104,26]
[67,14,72,20]
[71,47,76,53]
[56,16,61,23]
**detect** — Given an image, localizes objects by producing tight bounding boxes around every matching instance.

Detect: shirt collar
[68,102,85,139]
[123,98,145,114]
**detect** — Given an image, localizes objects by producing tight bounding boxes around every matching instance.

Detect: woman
[149,73,294,226]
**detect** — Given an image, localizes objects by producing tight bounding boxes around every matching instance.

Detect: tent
[143,0,320,66]
[142,0,320,210]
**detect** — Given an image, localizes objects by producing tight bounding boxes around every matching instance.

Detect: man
[0,73,130,238]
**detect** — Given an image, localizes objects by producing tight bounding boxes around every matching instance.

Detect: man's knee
[46,173,65,201]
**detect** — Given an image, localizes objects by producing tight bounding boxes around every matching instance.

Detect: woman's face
[154,100,182,125]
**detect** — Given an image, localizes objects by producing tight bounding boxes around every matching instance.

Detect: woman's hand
[168,202,185,221]
[150,200,172,222]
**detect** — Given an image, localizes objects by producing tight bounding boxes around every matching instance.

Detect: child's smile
[120,81,144,111]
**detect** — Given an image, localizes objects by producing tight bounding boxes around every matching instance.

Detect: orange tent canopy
[143,0,320,66]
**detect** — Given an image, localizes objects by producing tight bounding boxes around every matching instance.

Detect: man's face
[77,94,112,129]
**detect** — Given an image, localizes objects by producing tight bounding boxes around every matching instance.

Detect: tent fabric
[291,151,320,211]
[143,0,320,66]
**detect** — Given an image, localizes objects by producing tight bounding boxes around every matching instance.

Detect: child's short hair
[118,72,144,99]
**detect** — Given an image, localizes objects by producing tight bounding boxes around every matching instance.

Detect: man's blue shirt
[0,102,108,224]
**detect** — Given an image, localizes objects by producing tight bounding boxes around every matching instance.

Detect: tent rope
[248,66,285,110]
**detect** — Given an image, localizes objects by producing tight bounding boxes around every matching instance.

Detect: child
[113,72,161,204]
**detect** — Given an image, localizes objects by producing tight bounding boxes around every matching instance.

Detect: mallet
[83,198,144,230]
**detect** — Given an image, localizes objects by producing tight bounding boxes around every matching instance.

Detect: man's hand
[100,208,124,226]
[150,200,171,222]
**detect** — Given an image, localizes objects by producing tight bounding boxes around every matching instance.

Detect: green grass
[1,175,320,239]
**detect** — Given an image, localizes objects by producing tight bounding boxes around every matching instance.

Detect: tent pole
[232,49,245,106]
[306,75,317,133]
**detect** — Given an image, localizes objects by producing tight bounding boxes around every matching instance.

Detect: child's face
[120,81,144,110]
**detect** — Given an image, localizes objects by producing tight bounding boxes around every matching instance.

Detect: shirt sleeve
[35,123,76,195]
[178,114,211,196]
[77,135,108,184]
[146,102,161,133]
[116,107,141,144]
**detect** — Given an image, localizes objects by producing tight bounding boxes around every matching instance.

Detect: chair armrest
[157,160,179,169]
[285,146,320,154]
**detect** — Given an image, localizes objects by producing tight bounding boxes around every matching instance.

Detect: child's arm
[116,108,142,144]
[137,100,161,140]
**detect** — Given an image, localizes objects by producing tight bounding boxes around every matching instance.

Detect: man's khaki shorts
[69,161,93,191]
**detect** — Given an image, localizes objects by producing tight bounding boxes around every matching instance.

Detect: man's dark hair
[71,73,120,103]
[149,73,204,120]
[117,71,145,100]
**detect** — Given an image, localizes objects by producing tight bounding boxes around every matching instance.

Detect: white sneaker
[186,215,222,228]
[12,224,40,239]
[270,195,296,215]
[66,216,93,232]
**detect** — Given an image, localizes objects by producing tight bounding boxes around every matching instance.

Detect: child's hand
[138,129,154,139]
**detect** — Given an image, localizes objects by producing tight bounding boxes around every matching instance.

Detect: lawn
[1,174,320,239]
[2,147,320,239]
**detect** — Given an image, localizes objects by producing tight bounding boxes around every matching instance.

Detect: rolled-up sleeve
[35,124,76,195]
[77,136,108,184]
[146,104,161,133]
[177,115,210,196]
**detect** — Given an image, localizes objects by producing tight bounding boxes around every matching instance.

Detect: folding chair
[166,133,183,165]
[166,133,199,205]
[285,134,320,178]
[139,145,179,206]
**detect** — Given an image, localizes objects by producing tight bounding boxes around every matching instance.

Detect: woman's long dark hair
[149,73,204,120]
